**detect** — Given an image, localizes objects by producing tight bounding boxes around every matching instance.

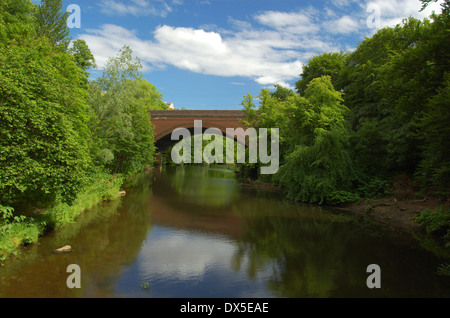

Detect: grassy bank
[0,172,124,264]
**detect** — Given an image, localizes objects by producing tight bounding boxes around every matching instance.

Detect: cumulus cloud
[79,22,304,88]
[362,0,443,31]
[98,0,181,17]
[325,16,359,34]
[137,229,236,280]
[81,0,444,89]
[254,10,321,34]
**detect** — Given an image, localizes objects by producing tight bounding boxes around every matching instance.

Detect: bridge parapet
[149,110,247,152]
[149,110,245,119]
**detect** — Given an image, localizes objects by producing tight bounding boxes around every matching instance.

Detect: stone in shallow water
[53,245,72,254]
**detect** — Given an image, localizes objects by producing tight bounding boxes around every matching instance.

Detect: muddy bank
[238,178,450,235]
[241,182,447,234]
[337,197,448,233]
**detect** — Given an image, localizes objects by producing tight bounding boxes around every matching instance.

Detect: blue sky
[37,0,443,110]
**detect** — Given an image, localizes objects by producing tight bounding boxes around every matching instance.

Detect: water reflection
[0,173,154,298]
[0,166,448,298]
[231,194,449,297]
[161,165,239,209]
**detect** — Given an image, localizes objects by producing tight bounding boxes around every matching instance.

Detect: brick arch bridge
[149,110,247,153]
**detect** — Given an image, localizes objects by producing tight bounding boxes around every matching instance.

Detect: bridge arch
[149,110,248,153]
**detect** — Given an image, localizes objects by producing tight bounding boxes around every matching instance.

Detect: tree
[0,0,36,43]
[271,84,296,101]
[416,73,450,193]
[33,0,71,49]
[420,0,450,13]
[295,51,348,96]
[69,39,96,71]
[341,16,448,178]
[68,39,96,87]
[88,46,160,175]
[131,78,168,110]
[240,76,356,204]
[0,35,92,209]
[275,77,355,204]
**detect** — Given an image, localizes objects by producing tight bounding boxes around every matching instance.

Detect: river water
[0,166,448,298]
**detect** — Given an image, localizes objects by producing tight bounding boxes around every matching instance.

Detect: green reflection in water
[0,172,155,298]
[0,166,448,298]
[230,193,449,298]
[162,165,239,209]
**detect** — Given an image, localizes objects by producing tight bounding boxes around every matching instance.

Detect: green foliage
[415,205,450,246]
[69,39,96,86]
[349,119,388,178]
[132,78,168,110]
[436,263,450,276]
[0,0,36,43]
[275,126,355,204]
[140,282,150,291]
[240,77,356,205]
[45,172,123,228]
[296,51,348,95]
[88,46,160,175]
[356,178,391,199]
[0,219,41,264]
[238,7,450,205]
[327,191,360,206]
[415,73,450,194]
[169,133,240,167]
[33,0,71,49]
[0,36,92,208]
[0,205,14,221]
[69,39,96,71]
[0,2,166,263]
[0,204,42,264]
[275,77,355,205]
[343,14,449,184]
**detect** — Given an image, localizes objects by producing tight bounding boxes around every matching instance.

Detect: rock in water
[53,245,72,254]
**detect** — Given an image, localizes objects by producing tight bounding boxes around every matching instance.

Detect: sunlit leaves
[0,37,91,208]
[88,46,161,175]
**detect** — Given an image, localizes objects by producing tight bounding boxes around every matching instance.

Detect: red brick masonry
[149,110,246,142]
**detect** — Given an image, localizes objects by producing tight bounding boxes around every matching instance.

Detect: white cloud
[254,10,320,34]
[363,0,444,29]
[331,0,360,7]
[137,230,236,280]
[98,0,182,17]
[326,16,359,34]
[154,26,229,56]
[81,1,444,89]
[255,76,295,90]
[79,23,304,88]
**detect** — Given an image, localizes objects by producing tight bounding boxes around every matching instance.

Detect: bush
[45,172,123,228]
[0,205,43,264]
[357,178,391,198]
[415,205,450,246]
[327,191,360,206]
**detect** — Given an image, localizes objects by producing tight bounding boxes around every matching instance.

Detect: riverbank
[337,196,447,233]
[0,172,124,265]
[238,180,448,234]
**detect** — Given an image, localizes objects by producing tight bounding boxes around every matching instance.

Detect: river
[0,165,448,298]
